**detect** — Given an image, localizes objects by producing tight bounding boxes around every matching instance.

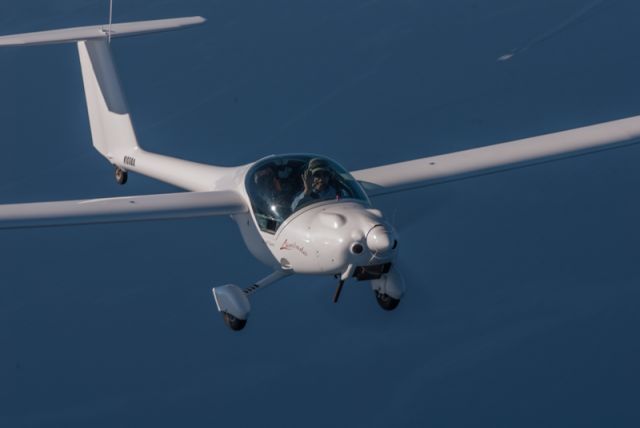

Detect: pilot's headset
[307,158,332,181]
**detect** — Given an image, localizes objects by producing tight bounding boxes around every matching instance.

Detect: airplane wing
[0,190,246,230]
[352,115,640,197]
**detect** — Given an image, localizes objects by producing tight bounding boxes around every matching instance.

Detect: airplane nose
[366,225,395,255]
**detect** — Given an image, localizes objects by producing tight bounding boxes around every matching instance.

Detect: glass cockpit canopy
[246,154,369,233]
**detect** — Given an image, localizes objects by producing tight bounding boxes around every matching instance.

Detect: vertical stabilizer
[77,39,138,161]
[0,16,206,163]
[0,17,235,192]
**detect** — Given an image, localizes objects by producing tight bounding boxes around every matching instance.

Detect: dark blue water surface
[1,1,640,426]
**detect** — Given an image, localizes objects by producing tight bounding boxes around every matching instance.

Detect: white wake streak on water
[498,0,611,61]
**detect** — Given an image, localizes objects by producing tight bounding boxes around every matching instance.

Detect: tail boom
[0,16,227,192]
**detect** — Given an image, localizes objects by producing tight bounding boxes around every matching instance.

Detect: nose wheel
[375,291,400,311]
[115,167,128,185]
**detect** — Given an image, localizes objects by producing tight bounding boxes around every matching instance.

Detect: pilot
[291,158,345,211]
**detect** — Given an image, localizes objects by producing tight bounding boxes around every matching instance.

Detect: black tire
[375,291,400,311]
[115,167,128,185]
[223,312,247,331]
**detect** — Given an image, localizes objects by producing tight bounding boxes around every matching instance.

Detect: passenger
[254,166,287,219]
[291,158,345,211]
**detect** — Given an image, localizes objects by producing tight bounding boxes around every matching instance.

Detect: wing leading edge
[353,115,640,196]
[0,190,246,230]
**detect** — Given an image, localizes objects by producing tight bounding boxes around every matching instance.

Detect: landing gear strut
[212,270,292,331]
[332,280,345,303]
[332,264,355,303]
[115,166,128,185]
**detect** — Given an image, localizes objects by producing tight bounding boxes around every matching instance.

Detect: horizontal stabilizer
[0,190,246,229]
[0,16,205,47]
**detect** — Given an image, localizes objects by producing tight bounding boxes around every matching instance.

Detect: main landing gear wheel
[222,312,247,331]
[114,167,128,185]
[375,291,400,311]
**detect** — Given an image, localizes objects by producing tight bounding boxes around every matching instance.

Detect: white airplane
[2,16,640,331]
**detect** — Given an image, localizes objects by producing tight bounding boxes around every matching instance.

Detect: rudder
[0,17,206,166]
[77,39,138,160]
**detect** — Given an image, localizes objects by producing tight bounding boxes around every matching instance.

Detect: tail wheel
[115,167,128,185]
[223,312,247,331]
[375,291,400,311]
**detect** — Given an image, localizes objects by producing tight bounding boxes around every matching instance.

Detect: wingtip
[192,16,207,24]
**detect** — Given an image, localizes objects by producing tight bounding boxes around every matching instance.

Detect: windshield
[246,155,368,233]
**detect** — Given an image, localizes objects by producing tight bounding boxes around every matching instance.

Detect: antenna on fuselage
[107,0,113,43]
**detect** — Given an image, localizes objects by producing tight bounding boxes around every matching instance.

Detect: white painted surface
[0,191,246,229]
[353,115,640,196]
[0,17,205,46]
[212,284,251,320]
[77,39,138,159]
[270,201,397,274]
